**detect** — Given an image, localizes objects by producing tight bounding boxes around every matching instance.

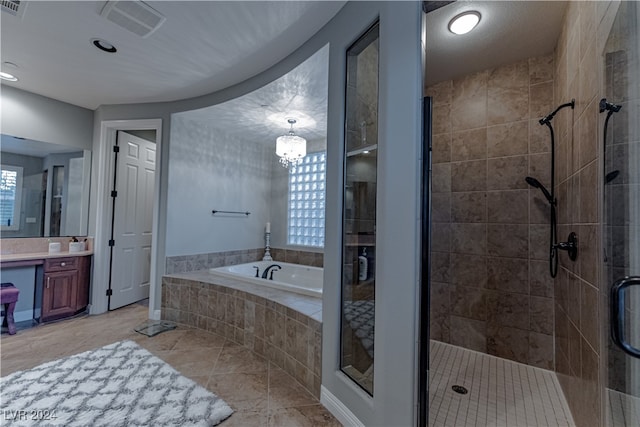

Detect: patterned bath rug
[0,340,233,426]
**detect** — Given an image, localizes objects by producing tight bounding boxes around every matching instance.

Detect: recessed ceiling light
[0,71,18,82]
[92,38,117,53]
[448,11,481,35]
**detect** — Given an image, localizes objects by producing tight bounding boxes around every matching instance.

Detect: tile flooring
[0,303,339,427]
[429,340,575,427]
[2,304,584,427]
[607,388,640,427]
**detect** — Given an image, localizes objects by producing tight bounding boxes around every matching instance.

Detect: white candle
[266,222,271,233]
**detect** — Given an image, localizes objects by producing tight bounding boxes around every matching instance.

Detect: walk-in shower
[525,99,577,277]
[425,1,640,426]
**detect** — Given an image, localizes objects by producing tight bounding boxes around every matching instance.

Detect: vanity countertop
[1,250,94,264]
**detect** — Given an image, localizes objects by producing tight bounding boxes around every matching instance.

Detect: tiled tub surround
[426,53,556,369]
[161,271,322,399]
[165,248,323,274]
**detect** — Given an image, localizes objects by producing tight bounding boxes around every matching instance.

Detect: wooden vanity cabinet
[42,256,91,322]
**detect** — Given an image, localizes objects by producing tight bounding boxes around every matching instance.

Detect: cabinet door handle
[61,262,66,267]
[47,276,50,289]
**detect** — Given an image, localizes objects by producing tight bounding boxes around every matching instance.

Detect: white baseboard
[321,385,364,427]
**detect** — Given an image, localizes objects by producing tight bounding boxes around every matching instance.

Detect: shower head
[599,98,622,113]
[539,99,576,125]
[525,176,554,204]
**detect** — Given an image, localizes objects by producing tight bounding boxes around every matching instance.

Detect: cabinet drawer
[44,257,78,272]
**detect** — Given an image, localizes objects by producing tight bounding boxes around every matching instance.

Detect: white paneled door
[109,131,155,310]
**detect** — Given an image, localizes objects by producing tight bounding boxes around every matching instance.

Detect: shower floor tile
[607,388,640,427]
[429,340,575,427]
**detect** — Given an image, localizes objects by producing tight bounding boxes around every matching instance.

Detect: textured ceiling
[177,45,329,144]
[1,1,569,148]
[426,1,567,86]
[0,1,344,109]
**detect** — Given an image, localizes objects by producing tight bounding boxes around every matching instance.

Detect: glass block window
[0,165,23,231]
[288,152,326,247]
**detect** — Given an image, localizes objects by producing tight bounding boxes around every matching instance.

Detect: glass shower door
[602,2,640,425]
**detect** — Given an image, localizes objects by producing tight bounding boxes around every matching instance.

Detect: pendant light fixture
[276,118,307,168]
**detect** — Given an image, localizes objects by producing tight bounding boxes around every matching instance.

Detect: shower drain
[451,385,468,395]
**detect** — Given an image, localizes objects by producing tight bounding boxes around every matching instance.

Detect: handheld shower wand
[525,177,554,205]
[534,99,577,278]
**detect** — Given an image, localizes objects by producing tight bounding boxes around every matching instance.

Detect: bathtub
[210,261,323,298]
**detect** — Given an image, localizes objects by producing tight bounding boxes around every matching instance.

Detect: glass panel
[603,2,640,426]
[287,152,326,247]
[340,22,379,395]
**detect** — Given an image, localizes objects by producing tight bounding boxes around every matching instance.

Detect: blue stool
[1,283,20,335]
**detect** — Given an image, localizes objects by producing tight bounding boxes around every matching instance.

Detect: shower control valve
[554,232,578,261]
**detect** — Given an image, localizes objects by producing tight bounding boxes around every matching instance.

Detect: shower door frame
[418,96,433,427]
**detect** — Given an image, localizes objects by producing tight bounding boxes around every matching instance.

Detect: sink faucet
[261,264,281,279]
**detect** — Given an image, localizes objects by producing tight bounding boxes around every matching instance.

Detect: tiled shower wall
[427,53,557,369]
[553,1,621,426]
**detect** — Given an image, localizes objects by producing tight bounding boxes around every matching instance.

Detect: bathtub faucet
[253,266,260,278]
[261,264,282,280]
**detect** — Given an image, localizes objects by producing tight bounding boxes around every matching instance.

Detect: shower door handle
[611,276,640,358]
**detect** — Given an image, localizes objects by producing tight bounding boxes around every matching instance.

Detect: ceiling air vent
[1,0,27,18]
[100,1,166,38]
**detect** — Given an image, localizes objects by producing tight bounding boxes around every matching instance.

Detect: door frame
[107,130,157,311]
[320,2,423,425]
[92,119,162,320]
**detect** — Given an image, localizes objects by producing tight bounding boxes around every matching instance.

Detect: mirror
[1,134,91,238]
[340,22,379,396]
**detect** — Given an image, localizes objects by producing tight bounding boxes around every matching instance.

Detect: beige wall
[427,53,556,369]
